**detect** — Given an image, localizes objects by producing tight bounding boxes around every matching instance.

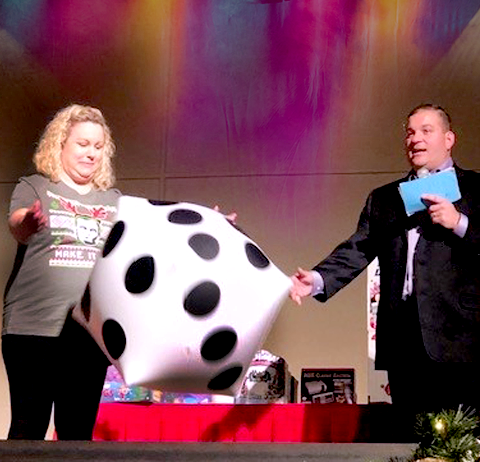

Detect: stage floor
[0,441,415,462]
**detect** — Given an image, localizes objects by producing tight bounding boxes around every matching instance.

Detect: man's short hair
[407,104,452,132]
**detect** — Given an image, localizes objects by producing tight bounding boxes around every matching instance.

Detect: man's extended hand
[290,267,314,305]
[422,194,461,229]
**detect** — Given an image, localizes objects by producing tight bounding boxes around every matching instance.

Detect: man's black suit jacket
[313,166,480,370]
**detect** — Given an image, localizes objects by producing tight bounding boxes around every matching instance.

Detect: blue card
[398,168,461,216]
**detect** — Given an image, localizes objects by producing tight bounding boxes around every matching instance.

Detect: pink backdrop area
[2,0,480,183]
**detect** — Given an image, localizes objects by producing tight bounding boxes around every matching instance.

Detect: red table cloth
[94,403,389,442]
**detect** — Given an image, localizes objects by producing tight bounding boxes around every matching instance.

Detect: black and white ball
[73,196,291,395]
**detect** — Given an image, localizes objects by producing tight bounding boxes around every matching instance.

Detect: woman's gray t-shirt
[3,174,120,337]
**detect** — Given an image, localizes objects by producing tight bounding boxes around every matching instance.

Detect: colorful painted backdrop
[1,1,480,421]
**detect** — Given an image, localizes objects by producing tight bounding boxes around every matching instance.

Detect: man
[291,104,480,439]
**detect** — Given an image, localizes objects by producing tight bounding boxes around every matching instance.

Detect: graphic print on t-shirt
[47,191,117,269]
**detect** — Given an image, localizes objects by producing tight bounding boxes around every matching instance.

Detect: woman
[2,104,121,440]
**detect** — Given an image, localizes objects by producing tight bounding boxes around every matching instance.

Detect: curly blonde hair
[33,104,116,190]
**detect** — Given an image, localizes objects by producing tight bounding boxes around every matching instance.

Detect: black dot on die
[207,365,244,391]
[201,328,237,362]
[189,234,219,260]
[184,281,220,316]
[168,209,203,225]
[148,200,178,206]
[80,284,91,322]
[102,319,126,360]
[125,256,155,294]
[245,242,270,269]
[103,221,125,258]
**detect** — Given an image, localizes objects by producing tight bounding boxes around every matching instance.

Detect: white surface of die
[73,195,291,396]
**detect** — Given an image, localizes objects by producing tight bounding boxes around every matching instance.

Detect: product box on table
[301,368,355,404]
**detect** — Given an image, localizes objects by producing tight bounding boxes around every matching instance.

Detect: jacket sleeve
[312,192,378,302]
[456,169,480,253]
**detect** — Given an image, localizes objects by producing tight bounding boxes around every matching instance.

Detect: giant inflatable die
[73,196,291,396]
